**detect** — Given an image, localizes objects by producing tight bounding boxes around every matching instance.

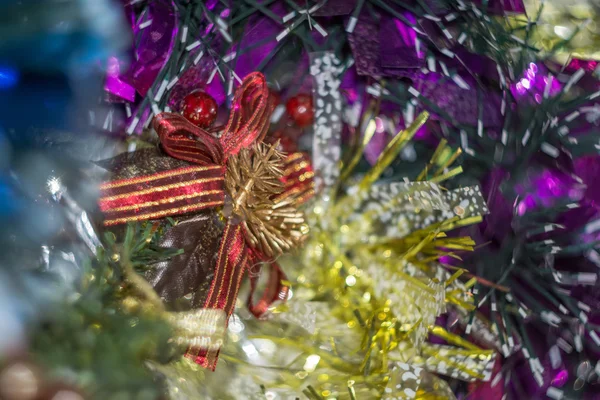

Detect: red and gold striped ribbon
[99,165,226,226]
[100,72,314,370]
[275,152,316,205]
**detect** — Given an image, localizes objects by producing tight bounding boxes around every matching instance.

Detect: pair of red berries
[180,91,314,128]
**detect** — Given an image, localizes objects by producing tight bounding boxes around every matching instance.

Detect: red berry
[181,91,218,128]
[268,88,281,106]
[271,130,298,153]
[285,94,314,128]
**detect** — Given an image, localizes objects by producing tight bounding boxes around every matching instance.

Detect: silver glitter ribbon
[310,51,344,196]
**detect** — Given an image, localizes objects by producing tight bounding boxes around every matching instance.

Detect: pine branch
[28,222,183,399]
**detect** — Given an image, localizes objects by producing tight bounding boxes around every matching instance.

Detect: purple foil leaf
[475,0,526,15]
[347,11,382,77]
[575,155,600,209]
[235,2,285,80]
[380,13,424,69]
[511,63,562,104]
[205,0,219,10]
[313,0,357,16]
[348,10,502,128]
[415,72,503,128]
[566,59,599,74]
[419,1,451,16]
[167,56,227,110]
[450,46,500,82]
[122,0,178,98]
[205,72,227,106]
[105,56,136,102]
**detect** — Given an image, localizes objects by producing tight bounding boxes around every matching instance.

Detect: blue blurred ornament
[0,0,130,136]
[0,0,125,356]
[0,0,130,74]
[0,64,19,90]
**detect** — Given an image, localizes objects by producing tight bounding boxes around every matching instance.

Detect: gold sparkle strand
[246,335,357,373]
[347,381,357,400]
[429,326,482,351]
[340,110,378,182]
[341,86,383,183]
[464,277,478,289]
[433,148,463,179]
[428,166,463,184]
[446,294,477,312]
[432,239,476,251]
[420,346,490,380]
[358,112,429,192]
[416,139,449,182]
[403,231,439,260]
[319,232,354,272]
[445,269,466,287]
[438,215,483,231]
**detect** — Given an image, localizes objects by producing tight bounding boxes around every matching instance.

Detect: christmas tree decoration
[214,133,496,398]
[98,72,313,370]
[162,53,497,398]
[5,0,600,399]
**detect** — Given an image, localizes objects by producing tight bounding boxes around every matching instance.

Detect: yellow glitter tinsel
[510,0,600,62]
[161,107,496,400]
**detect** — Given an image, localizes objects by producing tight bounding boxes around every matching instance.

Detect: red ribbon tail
[186,222,248,370]
[247,256,289,319]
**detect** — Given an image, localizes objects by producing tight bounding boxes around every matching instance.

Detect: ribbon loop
[220,72,273,157]
[153,72,272,166]
[154,113,224,165]
[246,251,290,318]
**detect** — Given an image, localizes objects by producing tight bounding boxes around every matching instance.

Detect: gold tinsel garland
[152,110,496,399]
[151,53,498,399]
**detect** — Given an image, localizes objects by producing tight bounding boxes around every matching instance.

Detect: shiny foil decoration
[98,72,314,370]
[105,0,179,101]
[183,73,496,400]
[200,128,496,399]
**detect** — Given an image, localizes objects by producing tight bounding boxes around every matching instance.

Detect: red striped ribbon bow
[99,72,314,370]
